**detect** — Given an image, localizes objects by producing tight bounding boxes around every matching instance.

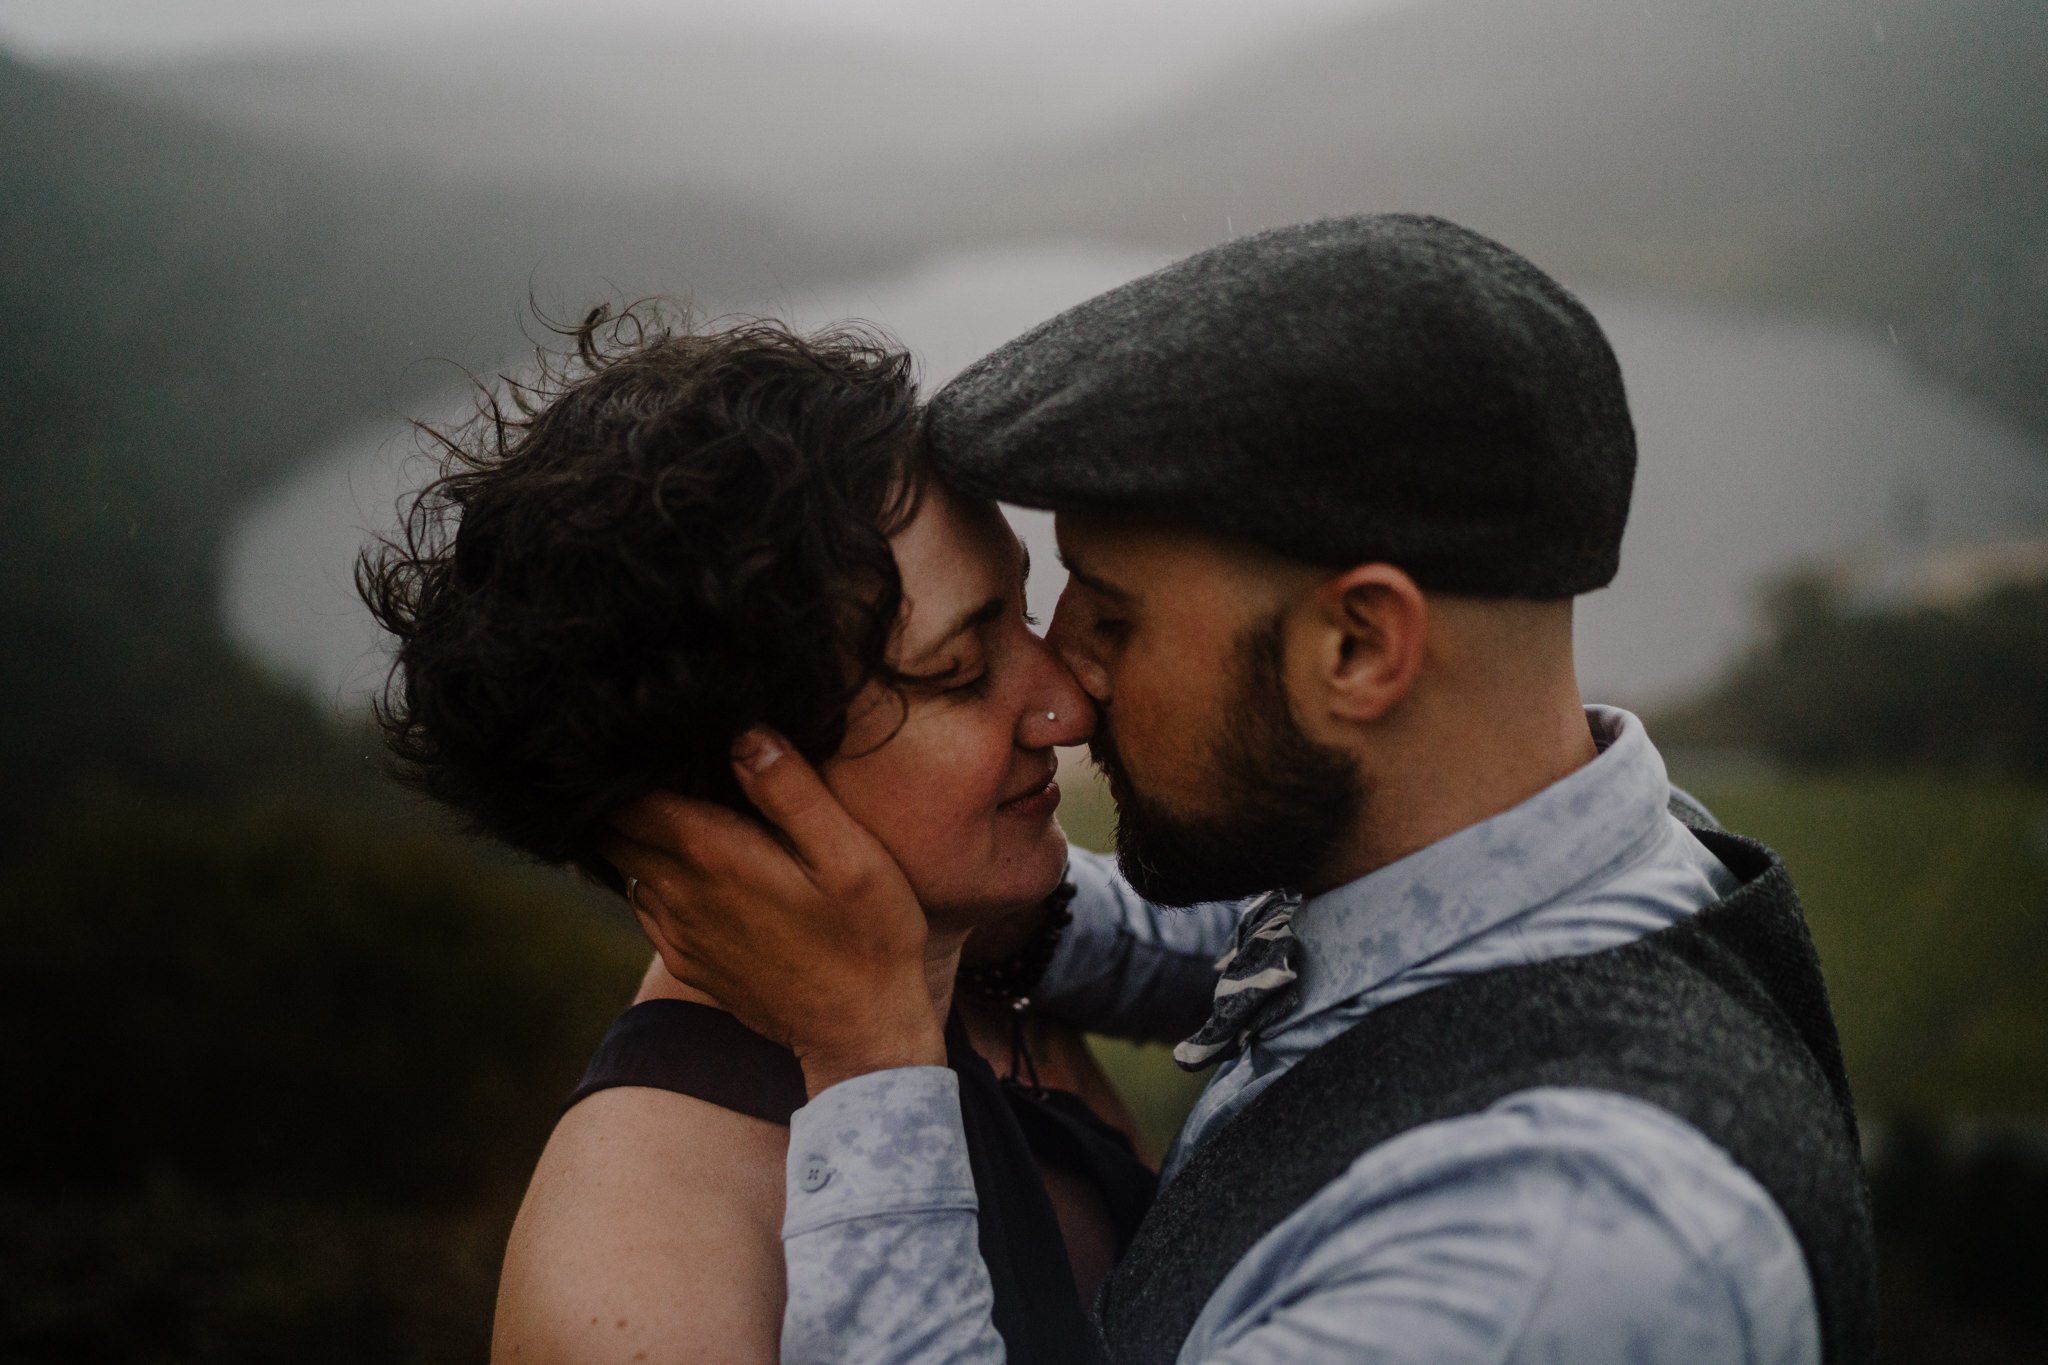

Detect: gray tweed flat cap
[925,214,1635,597]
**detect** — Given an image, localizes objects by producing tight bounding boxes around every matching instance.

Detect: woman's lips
[997,775,1061,820]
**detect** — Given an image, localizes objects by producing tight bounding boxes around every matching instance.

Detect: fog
[2,0,1390,78]
[100,0,2043,725]
[176,0,2048,710]
[224,248,2048,714]
[17,0,2046,717]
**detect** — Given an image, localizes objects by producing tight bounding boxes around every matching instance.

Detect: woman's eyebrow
[906,596,1006,666]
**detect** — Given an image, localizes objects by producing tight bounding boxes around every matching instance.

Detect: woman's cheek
[846,725,989,856]
[826,703,1029,914]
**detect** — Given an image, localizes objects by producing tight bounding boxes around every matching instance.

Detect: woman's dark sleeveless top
[565,999,1156,1364]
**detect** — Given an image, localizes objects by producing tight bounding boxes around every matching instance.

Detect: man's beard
[1090,613,1364,907]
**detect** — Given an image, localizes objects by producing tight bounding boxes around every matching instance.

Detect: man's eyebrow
[1055,549,1130,602]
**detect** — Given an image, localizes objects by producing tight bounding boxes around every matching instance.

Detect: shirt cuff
[782,1066,978,1238]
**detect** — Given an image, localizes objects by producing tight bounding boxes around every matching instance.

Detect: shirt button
[798,1159,834,1193]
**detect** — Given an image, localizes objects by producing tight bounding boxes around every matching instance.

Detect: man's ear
[1298,563,1428,724]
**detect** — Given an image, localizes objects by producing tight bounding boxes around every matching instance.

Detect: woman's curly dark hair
[356,303,927,874]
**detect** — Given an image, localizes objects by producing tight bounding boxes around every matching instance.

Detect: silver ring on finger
[625,875,642,911]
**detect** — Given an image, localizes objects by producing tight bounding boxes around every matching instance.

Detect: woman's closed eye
[905,656,992,700]
[942,668,993,699]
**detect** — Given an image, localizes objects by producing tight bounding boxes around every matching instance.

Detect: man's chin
[1115,856,1272,907]
[1111,807,1291,907]
[1113,854,1214,908]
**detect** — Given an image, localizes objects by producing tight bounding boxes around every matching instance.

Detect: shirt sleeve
[1185,1088,1821,1365]
[1030,846,1241,1043]
[781,1083,1818,1365]
[780,1068,1006,1365]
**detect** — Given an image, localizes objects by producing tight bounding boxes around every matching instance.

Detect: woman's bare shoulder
[491,1085,789,1365]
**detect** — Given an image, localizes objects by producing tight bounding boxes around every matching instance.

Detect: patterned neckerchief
[1171,889,1304,1070]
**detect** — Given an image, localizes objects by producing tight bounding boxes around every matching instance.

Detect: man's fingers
[728,729,886,883]
[601,835,675,915]
[629,911,717,998]
[609,735,886,894]
[602,838,712,979]
[611,790,759,867]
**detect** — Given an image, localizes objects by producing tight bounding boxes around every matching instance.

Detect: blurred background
[2,0,2044,1359]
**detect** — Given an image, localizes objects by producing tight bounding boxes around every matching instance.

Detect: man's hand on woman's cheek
[603,728,947,1097]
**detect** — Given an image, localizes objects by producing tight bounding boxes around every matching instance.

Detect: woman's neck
[921,926,970,1025]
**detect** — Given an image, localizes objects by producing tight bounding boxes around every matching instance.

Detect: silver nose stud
[1046,711,1057,721]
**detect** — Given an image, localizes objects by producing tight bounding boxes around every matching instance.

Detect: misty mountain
[0,50,874,826]
[7,0,2043,821]
[103,26,1159,211]
[100,0,2048,452]
[903,0,2048,443]
[4,48,868,530]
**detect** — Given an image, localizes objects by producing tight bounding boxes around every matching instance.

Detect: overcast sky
[0,0,1398,71]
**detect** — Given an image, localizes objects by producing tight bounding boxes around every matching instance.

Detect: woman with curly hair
[357,306,1156,1364]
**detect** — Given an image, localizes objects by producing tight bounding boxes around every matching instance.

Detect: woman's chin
[921,833,1073,936]
[1026,817,1077,894]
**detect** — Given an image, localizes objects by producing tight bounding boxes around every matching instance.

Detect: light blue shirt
[780,707,1822,1363]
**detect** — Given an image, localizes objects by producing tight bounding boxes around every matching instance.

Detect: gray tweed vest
[1094,827,1876,1364]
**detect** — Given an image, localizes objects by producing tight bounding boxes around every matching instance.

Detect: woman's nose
[1019,641,1096,749]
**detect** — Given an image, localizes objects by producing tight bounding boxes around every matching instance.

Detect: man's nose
[1045,596,1111,703]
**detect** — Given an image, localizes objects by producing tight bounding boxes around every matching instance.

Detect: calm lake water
[222,243,2048,715]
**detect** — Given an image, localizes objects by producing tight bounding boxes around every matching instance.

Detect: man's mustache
[1086,723,1125,789]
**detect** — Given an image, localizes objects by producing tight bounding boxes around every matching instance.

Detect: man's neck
[1311,694,1599,894]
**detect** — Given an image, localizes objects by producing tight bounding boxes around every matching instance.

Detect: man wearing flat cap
[621,215,1876,1362]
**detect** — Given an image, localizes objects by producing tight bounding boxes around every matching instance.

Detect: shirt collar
[1279,705,1672,1034]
